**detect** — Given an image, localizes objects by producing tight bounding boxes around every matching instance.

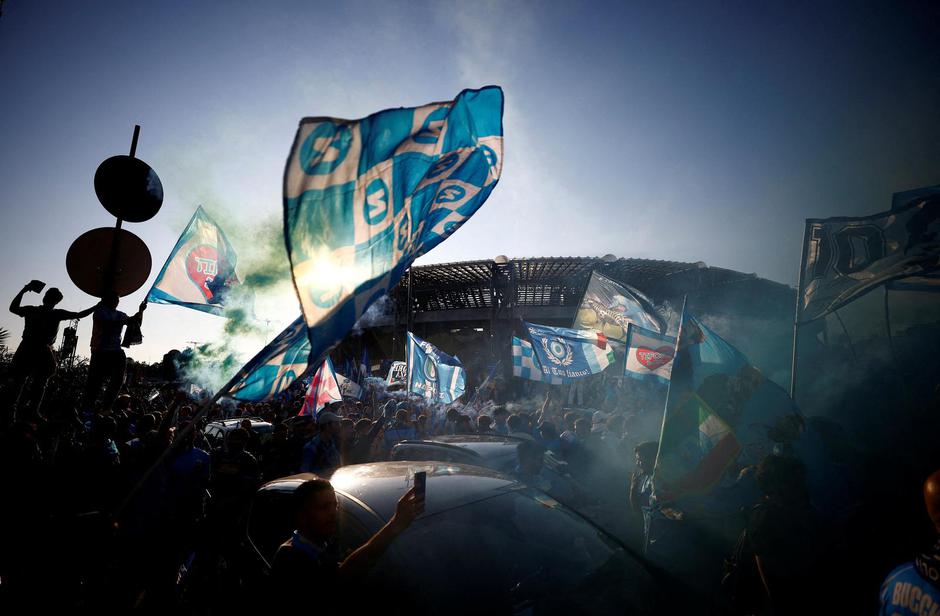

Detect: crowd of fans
[1,285,939,613]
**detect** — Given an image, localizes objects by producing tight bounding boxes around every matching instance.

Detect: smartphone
[413,471,427,514]
[28,280,46,293]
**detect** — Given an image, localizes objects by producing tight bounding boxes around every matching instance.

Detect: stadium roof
[405,256,791,313]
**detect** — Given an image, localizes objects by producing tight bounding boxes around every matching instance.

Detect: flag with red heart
[625,324,676,383]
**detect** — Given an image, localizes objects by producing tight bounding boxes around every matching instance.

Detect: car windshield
[365,487,656,615]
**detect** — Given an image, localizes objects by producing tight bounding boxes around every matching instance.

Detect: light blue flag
[523,322,616,381]
[407,332,466,404]
[512,336,570,385]
[284,86,504,366]
[147,206,241,315]
[224,316,310,401]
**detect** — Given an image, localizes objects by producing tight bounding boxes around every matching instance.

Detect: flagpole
[833,309,858,360]
[884,286,897,362]
[653,294,686,477]
[405,268,413,398]
[789,222,810,400]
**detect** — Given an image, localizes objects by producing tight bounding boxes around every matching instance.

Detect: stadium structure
[334,255,798,387]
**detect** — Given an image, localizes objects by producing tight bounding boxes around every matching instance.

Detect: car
[204,417,274,449]
[245,462,662,614]
[389,433,567,473]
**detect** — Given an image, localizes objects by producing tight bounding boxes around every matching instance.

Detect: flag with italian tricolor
[652,306,799,501]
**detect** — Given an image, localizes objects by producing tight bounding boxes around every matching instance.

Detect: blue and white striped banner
[284,87,504,367]
[512,336,570,385]
[224,316,310,401]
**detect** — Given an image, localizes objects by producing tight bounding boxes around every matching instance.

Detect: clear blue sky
[1,0,938,362]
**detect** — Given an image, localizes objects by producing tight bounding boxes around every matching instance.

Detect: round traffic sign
[94,155,164,222]
[66,227,152,297]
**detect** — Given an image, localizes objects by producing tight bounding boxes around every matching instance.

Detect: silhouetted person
[7,279,96,422]
[81,292,146,413]
[879,468,940,615]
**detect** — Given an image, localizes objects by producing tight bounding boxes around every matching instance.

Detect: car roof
[207,418,272,429]
[260,462,522,522]
[396,435,523,461]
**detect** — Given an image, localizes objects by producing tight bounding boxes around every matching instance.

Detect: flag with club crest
[224,317,309,401]
[512,336,571,385]
[299,357,342,416]
[284,86,504,367]
[147,206,241,315]
[407,332,466,404]
[521,322,616,381]
[624,324,677,384]
[798,195,940,321]
[572,271,667,342]
[653,307,801,501]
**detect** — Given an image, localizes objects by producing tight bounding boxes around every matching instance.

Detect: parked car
[244,462,662,614]
[389,434,566,472]
[204,417,274,449]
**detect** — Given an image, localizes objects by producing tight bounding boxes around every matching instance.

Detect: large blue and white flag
[407,332,466,404]
[284,86,504,366]
[147,206,240,315]
[512,336,570,385]
[572,271,666,341]
[523,322,616,381]
[624,324,677,384]
[224,317,310,401]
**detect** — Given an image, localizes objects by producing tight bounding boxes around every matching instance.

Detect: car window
[365,489,656,615]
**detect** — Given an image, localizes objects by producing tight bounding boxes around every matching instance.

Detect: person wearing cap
[7,279,97,422]
[879,468,940,616]
[300,412,342,476]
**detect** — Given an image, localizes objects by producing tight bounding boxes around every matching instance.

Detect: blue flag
[512,336,570,385]
[224,317,310,401]
[573,271,667,341]
[654,308,800,501]
[407,332,466,404]
[284,86,504,366]
[523,322,616,380]
[147,206,241,315]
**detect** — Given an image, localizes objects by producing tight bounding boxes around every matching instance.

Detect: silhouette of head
[924,469,940,534]
[42,288,63,307]
[103,291,120,310]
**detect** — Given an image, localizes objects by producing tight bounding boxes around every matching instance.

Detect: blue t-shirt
[880,562,940,616]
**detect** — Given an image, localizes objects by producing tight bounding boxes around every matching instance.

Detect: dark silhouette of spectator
[301,412,342,475]
[272,478,422,609]
[7,279,97,422]
[879,468,940,615]
[723,455,823,615]
[348,418,383,465]
[629,441,658,514]
[81,292,146,413]
[261,423,297,480]
[477,414,494,433]
[240,418,262,456]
